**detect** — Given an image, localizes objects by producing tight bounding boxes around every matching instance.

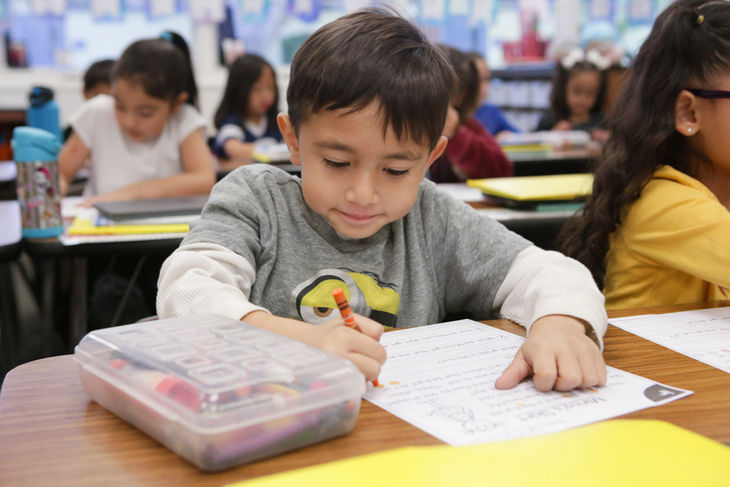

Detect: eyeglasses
[686,88,730,99]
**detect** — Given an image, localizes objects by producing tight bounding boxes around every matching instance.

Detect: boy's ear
[171,92,189,113]
[277,113,301,166]
[674,89,700,136]
[424,136,448,171]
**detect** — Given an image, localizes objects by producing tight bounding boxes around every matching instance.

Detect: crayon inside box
[74,314,366,472]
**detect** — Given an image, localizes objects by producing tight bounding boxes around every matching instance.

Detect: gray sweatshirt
[158,165,606,341]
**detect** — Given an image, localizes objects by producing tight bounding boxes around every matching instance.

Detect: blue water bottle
[26,86,61,142]
[12,126,63,238]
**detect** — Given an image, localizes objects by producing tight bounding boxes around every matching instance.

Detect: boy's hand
[242,310,386,382]
[495,315,606,392]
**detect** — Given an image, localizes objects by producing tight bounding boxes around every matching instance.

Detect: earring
[687,127,693,134]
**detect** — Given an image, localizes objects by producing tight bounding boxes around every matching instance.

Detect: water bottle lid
[11,126,62,162]
[29,86,55,106]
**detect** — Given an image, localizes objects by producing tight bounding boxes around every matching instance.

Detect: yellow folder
[467,173,593,202]
[230,420,730,487]
[67,215,189,236]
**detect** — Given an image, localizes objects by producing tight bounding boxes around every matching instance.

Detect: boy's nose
[345,172,380,205]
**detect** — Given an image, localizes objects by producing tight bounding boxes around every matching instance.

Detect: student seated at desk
[429,45,513,183]
[536,48,610,143]
[213,54,283,171]
[559,0,730,310]
[157,9,607,392]
[58,37,215,207]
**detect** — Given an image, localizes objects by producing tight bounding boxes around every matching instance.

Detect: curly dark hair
[559,0,730,287]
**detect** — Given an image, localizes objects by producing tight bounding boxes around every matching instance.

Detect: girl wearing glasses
[559,0,730,309]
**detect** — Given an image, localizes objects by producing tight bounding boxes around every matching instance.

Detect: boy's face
[278,101,447,239]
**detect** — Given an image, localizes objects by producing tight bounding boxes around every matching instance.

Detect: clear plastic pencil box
[74,314,366,472]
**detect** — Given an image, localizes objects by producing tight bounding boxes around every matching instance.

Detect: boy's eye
[138,110,155,118]
[384,168,410,177]
[323,159,349,169]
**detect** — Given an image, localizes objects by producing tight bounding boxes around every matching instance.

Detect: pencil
[332,288,380,387]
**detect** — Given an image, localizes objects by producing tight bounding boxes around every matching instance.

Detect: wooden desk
[2,303,729,486]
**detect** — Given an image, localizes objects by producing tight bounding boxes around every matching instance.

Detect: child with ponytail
[560,0,730,309]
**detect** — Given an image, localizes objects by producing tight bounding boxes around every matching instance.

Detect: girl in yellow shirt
[560,0,730,309]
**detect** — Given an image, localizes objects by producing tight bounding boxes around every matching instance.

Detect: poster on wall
[190,0,225,21]
[30,0,66,15]
[420,0,446,22]
[289,0,319,22]
[588,0,613,21]
[628,0,654,23]
[91,0,123,20]
[471,0,494,27]
[342,0,370,12]
[148,0,178,16]
[448,0,469,16]
[241,0,268,21]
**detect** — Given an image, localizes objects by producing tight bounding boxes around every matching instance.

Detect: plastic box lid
[74,314,366,471]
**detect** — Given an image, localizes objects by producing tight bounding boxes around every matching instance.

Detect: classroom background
[0,0,670,143]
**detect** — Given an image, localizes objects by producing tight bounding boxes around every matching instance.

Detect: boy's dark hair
[113,37,197,108]
[214,53,279,130]
[559,0,730,287]
[439,45,480,124]
[550,61,607,121]
[287,8,454,150]
[83,59,115,92]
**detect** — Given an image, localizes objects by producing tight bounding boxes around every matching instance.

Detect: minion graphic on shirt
[290,268,399,327]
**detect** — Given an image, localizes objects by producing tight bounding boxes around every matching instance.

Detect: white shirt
[70,94,208,196]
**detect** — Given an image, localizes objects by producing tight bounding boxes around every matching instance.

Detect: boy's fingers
[343,326,387,364]
[553,353,582,391]
[346,353,383,382]
[531,352,559,392]
[596,353,608,386]
[495,350,529,390]
[352,313,383,340]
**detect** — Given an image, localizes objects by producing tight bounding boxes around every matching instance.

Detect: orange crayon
[332,288,380,387]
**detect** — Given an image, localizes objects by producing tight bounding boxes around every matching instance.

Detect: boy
[83,59,114,100]
[157,9,607,392]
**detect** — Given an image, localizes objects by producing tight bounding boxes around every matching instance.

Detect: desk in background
[0,241,22,374]
[506,147,596,176]
[1,303,729,486]
[437,182,576,250]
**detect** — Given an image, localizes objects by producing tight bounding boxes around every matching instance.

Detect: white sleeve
[156,242,268,320]
[176,104,209,141]
[493,246,607,350]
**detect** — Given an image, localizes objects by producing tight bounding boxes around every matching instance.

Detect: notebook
[94,195,209,220]
[467,174,593,209]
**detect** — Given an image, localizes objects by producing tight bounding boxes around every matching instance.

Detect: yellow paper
[230,420,730,487]
[67,216,189,235]
[467,173,593,201]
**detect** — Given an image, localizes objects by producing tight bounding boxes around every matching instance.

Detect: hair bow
[560,47,611,71]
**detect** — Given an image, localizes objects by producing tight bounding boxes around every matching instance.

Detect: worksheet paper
[364,320,691,446]
[610,307,730,374]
